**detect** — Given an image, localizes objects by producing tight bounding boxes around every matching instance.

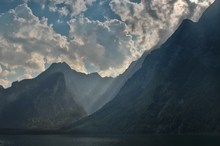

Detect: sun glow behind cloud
[0,0,214,87]
[189,0,199,3]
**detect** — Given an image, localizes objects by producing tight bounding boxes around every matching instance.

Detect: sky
[0,0,214,87]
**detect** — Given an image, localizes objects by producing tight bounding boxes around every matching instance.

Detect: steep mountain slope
[43,57,145,114]
[0,72,86,129]
[41,62,114,114]
[67,0,220,134]
[0,57,143,129]
[0,52,144,130]
[91,51,148,113]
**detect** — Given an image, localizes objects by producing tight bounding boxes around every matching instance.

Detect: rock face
[0,72,86,129]
[67,1,220,134]
[41,62,114,114]
[43,59,144,115]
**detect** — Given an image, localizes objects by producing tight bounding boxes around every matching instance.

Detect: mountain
[91,51,148,113]
[0,53,143,130]
[0,85,3,90]
[67,1,220,134]
[0,72,86,130]
[43,56,145,115]
[41,62,114,114]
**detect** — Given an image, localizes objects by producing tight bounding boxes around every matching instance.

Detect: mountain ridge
[0,72,86,129]
[0,52,144,130]
[65,0,220,134]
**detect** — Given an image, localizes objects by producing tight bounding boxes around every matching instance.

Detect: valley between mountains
[0,0,220,135]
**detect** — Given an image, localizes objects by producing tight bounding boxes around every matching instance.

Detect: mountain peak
[46,62,74,74]
[89,72,101,78]
[0,71,86,129]
[50,62,71,69]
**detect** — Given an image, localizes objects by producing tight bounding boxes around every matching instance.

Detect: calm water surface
[0,135,220,146]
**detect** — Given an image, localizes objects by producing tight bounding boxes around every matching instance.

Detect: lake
[0,135,220,146]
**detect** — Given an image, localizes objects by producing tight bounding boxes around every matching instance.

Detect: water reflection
[0,135,220,146]
[0,135,118,146]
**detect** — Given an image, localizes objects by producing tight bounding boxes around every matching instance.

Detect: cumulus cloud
[0,65,2,74]
[0,78,9,87]
[2,70,10,77]
[45,0,96,17]
[0,0,214,87]
[17,73,33,81]
[68,18,139,76]
[57,7,69,16]
[0,4,69,86]
[110,0,214,54]
[31,0,98,19]
[66,0,214,76]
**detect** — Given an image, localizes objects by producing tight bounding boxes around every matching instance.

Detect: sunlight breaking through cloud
[0,0,215,87]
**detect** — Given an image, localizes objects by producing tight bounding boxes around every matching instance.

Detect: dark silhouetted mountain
[0,72,86,129]
[0,85,3,90]
[0,54,143,130]
[67,1,220,134]
[0,57,143,130]
[92,51,148,113]
[42,59,144,115]
[43,62,114,114]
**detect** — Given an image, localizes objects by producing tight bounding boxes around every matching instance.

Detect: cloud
[0,0,214,87]
[17,73,32,81]
[57,7,69,16]
[0,65,2,74]
[109,0,214,54]
[45,0,96,17]
[0,4,69,86]
[0,78,9,87]
[2,70,10,77]
[65,0,214,77]
[68,18,139,76]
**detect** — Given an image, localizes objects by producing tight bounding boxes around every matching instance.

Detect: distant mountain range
[0,0,220,134]
[0,49,144,130]
[65,0,220,134]
[0,71,86,129]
